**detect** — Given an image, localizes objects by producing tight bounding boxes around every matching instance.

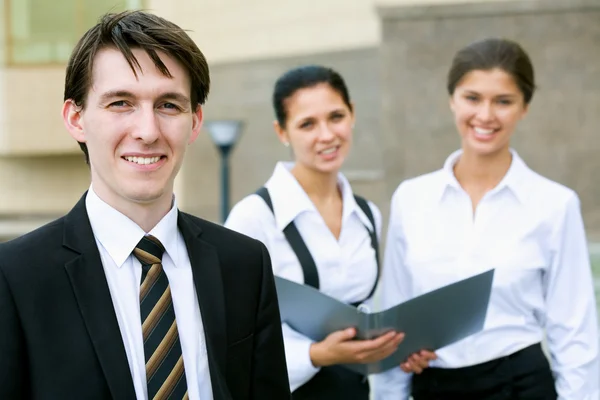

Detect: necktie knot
[133,235,165,266]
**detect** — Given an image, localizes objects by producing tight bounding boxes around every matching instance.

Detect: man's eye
[161,103,181,111]
[109,100,127,107]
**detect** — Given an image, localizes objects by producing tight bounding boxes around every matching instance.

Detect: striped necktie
[133,235,188,400]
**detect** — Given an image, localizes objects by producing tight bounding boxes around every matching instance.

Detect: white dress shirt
[372,149,600,400]
[86,186,213,400]
[224,162,382,391]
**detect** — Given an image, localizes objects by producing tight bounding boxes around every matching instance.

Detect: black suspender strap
[255,187,320,289]
[255,186,273,211]
[255,187,380,302]
[352,195,380,302]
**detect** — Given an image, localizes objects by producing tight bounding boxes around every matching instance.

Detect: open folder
[274,269,495,375]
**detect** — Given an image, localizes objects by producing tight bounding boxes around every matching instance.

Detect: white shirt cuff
[282,323,321,391]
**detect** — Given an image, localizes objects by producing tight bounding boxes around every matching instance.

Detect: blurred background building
[1,0,599,314]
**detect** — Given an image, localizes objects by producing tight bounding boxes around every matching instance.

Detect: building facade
[0,0,599,242]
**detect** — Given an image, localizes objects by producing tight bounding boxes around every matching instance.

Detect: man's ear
[189,105,203,144]
[62,100,86,143]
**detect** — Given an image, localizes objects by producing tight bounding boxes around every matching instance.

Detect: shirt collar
[439,148,530,204]
[338,172,375,231]
[264,162,373,231]
[85,185,181,268]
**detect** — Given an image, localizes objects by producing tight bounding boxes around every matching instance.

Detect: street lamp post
[205,120,243,223]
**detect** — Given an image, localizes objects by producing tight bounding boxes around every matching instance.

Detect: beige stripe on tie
[142,286,172,340]
[140,264,162,301]
[153,355,186,400]
[146,320,179,380]
[135,248,161,266]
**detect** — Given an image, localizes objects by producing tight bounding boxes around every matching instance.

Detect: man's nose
[132,107,160,143]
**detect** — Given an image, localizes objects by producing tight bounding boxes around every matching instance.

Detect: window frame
[3,0,144,67]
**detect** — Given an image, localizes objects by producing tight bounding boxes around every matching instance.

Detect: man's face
[63,47,202,210]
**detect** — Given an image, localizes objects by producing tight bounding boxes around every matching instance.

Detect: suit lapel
[63,194,136,400]
[178,213,229,400]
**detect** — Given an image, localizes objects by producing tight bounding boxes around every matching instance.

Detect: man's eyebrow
[98,90,191,105]
[99,90,136,103]
[159,92,191,104]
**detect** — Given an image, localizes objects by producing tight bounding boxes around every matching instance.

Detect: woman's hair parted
[64,10,210,163]
[272,65,352,128]
[447,38,536,104]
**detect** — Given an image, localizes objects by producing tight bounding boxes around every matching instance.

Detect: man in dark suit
[0,10,290,400]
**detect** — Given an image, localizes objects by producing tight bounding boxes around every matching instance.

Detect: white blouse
[225,162,382,391]
[372,149,599,400]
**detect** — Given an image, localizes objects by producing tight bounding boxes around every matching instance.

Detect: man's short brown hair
[64,10,210,163]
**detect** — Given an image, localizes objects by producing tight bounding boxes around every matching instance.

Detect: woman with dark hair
[373,38,599,400]
[225,65,434,399]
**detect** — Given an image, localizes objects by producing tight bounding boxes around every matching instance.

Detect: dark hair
[64,10,210,163]
[447,38,535,104]
[272,65,352,128]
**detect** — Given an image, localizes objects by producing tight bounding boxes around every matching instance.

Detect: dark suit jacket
[0,194,291,400]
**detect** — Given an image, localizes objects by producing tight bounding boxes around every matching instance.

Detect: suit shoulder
[0,217,65,270]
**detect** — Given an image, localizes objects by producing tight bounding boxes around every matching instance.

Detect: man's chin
[125,187,169,206]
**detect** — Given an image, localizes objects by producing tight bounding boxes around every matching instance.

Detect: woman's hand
[400,350,437,374]
[309,328,405,367]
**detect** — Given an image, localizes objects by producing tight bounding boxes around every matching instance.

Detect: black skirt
[292,365,369,400]
[411,343,557,400]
